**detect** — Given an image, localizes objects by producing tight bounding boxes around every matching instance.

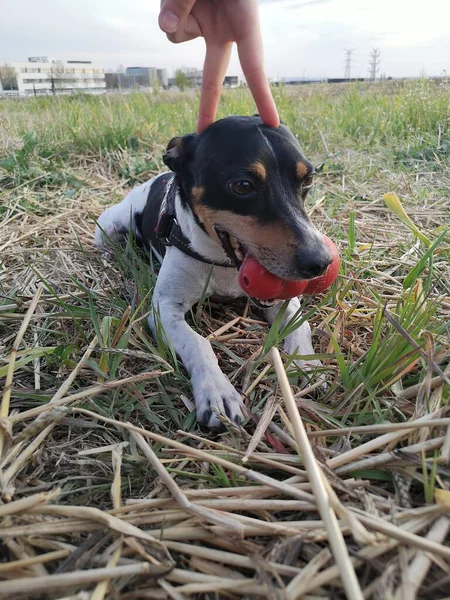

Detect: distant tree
[0,64,18,91]
[50,61,66,95]
[174,69,189,91]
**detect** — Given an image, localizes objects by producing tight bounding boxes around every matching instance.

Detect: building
[271,77,326,86]
[223,75,239,88]
[105,67,168,90]
[125,67,168,88]
[126,66,152,84]
[4,57,106,96]
[168,69,238,89]
[327,77,366,84]
[271,76,368,87]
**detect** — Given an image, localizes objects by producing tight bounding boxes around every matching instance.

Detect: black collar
[155,177,234,268]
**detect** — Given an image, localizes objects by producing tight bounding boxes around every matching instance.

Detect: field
[0,81,449,599]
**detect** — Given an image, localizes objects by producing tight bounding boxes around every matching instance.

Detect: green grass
[2,79,450,183]
[1,80,449,598]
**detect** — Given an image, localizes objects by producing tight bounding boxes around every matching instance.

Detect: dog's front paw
[193,372,244,431]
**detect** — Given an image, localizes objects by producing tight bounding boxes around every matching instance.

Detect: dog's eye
[231,181,255,196]
[301,176,314,199]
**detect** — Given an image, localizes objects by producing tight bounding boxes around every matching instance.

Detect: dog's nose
[296,244,332,279]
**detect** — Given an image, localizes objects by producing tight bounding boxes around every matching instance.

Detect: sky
[0,0,449,79]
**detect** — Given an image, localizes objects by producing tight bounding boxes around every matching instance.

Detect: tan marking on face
[192,204,221,242]
[192,186,204,202]
[296,161,309,179]
[250,161,267,181]
[192,206,297,256]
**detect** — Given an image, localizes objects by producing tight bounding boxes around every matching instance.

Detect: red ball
[238,256,283,299]
[237,234,340,300]
[275,279,308,299]
[302,235,340,295]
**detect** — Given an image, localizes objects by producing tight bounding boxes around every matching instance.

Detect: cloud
[0,0,449,79]
[286,0,332,8]
[261,0,330,5]
[0,2,158,62]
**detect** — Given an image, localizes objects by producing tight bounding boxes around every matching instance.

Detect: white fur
[95,174,165,247]
[149,247,244,428]
[96,176,322,429]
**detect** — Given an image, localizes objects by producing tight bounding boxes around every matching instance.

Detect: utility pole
[344,49,354,80]
[368,48,380,81]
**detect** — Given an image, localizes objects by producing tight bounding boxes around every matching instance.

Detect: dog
[95,116,332,430]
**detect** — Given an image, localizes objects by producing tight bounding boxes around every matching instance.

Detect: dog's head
[163,116,331,280]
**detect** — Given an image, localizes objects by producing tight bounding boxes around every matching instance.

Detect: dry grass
[0,81,449,599]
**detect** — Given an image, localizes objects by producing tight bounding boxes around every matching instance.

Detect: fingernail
[160,10,179,33]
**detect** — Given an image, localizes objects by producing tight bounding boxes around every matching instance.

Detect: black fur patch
[135,173,175,254]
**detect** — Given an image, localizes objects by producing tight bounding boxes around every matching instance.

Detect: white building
[8,57,106,96]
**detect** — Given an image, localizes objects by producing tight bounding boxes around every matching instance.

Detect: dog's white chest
[209,267,244,300]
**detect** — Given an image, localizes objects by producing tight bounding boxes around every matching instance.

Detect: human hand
[159,0,280,133]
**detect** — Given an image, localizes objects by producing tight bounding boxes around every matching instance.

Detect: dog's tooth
[259,298,274,307]
[235,249,244,261]
[230,236,240,250]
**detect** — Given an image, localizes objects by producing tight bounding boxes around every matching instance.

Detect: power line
[368,48,380,81]
[343,49,354,80]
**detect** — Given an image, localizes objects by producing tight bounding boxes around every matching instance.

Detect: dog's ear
[163,133,196,172]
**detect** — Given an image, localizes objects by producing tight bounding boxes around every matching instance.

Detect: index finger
[197,41,233,133]
[159,0,196,33]
[237,31,280,128]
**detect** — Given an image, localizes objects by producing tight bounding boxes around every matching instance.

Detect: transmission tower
[344,49,354,80]
[368,48,380,81]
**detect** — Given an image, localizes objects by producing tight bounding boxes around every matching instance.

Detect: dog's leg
[95,178,158,248]
[264,297,324,382]
[148,250,243,430]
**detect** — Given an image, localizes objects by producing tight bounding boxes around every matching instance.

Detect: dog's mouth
[215,227,246,268]
[215,227,277,309]
[249,297,278,309]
